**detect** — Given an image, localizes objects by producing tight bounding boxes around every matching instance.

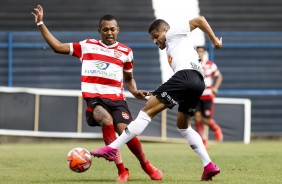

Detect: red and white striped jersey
[69,39,133,100]
[200,60,220,100]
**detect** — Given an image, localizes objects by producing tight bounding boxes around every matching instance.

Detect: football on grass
[67,148,92,173]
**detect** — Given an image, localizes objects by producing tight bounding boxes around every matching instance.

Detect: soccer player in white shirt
[32,5,162,182]
[91,16,223,181]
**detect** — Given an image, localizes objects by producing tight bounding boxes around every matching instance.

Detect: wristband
[37,21,44,26]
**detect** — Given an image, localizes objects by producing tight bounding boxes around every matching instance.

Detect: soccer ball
[67,147,92,173]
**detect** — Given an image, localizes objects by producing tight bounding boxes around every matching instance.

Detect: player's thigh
[202,100,213,118]
[85,98,113,127]
[196,100,205,114]
[92,105,113,126]
[110,100,133,134]
[194,111,202,122]
[202,117,212,125]
[142,95,167,118]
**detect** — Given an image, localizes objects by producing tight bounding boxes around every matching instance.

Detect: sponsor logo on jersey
[99,47,111,54]
[84,69,117,78]
[88,39,98,43]
[122,112,130,119]
[117,46,128,52]
[161,92,167,97]
[190,62,206,78]
[161,92,178,106]
[95,61,110,70]
[188,108,196,114]
[90,45,100,51]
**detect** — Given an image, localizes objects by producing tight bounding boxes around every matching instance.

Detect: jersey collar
[98,40,119,48]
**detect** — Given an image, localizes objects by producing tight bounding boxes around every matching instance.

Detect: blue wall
[1,31,282,134]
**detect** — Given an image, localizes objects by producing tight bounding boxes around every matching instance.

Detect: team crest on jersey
[122,112,130,119]
[204,110,211,116]
[114,50,122,58]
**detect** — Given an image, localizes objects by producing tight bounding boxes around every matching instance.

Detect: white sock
[178,126,211,166]
[109,111,151,149]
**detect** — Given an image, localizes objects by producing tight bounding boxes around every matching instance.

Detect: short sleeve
[70,42,83,58]
[123,50,133,72]
[166,20,190,38]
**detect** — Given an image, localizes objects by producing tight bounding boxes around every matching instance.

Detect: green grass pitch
[1,140,282,184]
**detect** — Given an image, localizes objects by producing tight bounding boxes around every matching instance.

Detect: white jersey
[69,39,133,100]
[165,21,205,78]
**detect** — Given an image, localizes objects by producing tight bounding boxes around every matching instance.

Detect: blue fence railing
[0,31,155,88]
[205,32,282,95]
[1,31,282,95]
[206,32,282,63]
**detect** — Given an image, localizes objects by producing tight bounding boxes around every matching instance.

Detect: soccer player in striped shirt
[32,5,162,182]
[194,46,223,149]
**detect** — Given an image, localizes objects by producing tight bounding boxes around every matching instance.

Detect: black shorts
[152,70,205,116]
[85,98,133,127]
[196,99,214,118]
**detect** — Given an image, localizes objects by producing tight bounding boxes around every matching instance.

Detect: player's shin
[178,126,211,167]
[126,137,147,164]
[109,111,151,149]
[102,125,124,165]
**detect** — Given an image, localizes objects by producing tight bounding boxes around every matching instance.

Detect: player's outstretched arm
[189,16,222,49]
[123,71,148,100]
[31,5,70,54]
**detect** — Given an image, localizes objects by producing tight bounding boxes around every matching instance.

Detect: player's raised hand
[213,37,222,49]
[31,5,44,23]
